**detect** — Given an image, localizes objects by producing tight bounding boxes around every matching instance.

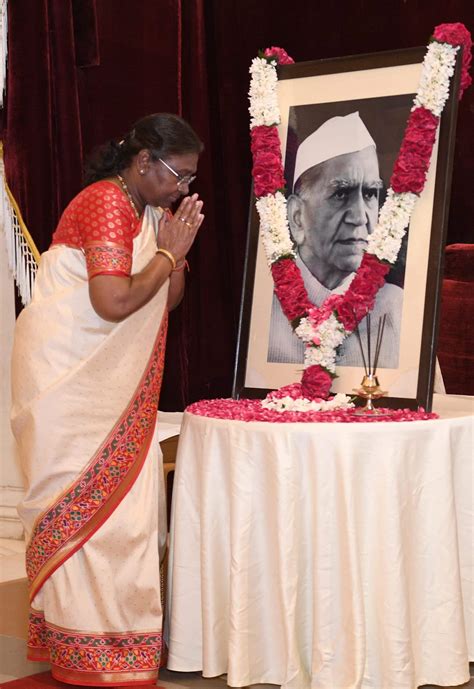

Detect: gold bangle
[156,248,176,270]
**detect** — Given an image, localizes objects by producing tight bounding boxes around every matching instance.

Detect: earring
[140,169,145,175]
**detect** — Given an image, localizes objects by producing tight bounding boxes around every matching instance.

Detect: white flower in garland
[294,316,315,342]
[262,392,354,413]
[256,192,295,264]
[367,190,418,263]
[248,57,280,127]
[314,313,347,349]
[413,42,458,116]
[299,314,345,373]
[377,190,418,234]
[304,343,337,373]
[368,234,402,264]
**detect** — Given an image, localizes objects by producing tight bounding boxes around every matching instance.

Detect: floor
[0,538,473,688]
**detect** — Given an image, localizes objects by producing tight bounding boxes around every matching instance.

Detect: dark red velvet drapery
[2,0,473,407]
[3,0,84,253]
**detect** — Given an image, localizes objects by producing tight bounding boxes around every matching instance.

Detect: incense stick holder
[353,373,387,413]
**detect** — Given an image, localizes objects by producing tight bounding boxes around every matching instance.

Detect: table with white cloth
[166,395,473,689]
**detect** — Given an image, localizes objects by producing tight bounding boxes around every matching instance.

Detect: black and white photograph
[267,96,414,368]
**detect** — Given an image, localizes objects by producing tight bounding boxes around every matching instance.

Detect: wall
[0,226,24,539]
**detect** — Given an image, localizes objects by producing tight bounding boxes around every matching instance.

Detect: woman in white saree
[11,114,204,687]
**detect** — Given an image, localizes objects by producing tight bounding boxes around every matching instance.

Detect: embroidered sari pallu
[11,198,168,687]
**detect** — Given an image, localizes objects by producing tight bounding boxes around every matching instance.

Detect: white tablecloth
[157,410,184,442]
[166,395,473,689]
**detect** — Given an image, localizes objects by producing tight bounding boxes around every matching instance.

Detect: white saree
[11,206,168,687]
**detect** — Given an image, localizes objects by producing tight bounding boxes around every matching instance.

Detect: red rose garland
[251,126,286,197]
[391,107,439,193]
[263,46,295,65]
[249,24,472,403]
[433,22,473,97]
[270,258,312,321]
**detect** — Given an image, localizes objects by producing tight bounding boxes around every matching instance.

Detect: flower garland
[262,387,354,413]
[249,25,472,407]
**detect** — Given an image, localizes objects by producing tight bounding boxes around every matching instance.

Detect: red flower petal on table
[271,258,312,321]
[267,383,306,400]
[186,398,438,423]
[263,46,295,65]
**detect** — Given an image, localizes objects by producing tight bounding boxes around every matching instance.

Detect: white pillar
[0,224,24,539]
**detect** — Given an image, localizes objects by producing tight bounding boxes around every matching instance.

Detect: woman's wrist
[155,248,176,270]
[172,259,189,273]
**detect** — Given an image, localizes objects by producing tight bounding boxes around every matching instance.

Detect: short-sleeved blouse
[51,181,141,279]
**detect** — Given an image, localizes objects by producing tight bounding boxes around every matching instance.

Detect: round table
[166,394,473,689]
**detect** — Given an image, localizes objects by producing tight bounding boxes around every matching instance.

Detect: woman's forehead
[162,151,199,172]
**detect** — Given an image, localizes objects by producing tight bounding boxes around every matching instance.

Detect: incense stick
[352,308,368,375]
[374,317,383,371]
[367,313,372,375]
[373,314,387,376]
[372,319,381,376]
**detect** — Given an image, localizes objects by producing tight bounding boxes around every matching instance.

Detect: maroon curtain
[3,0,473,408]
[437,244,474,394]
[76,1,181,154]
[2,0,84,253]
[161,0,240,406]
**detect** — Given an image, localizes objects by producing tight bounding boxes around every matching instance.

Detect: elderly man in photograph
[268,111,403,367]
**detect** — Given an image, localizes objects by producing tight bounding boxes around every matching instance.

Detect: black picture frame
[233,46,462,411]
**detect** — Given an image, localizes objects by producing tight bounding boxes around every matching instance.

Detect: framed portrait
[233,46,462,410]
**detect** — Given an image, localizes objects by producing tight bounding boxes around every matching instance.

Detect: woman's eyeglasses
[159,158,196,189]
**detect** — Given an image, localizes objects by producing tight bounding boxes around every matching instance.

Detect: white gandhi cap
[293,111,376,188]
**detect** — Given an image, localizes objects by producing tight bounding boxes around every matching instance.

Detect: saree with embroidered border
[11,186,169,687]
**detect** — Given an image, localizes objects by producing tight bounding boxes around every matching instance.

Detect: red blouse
[51,181,141,279]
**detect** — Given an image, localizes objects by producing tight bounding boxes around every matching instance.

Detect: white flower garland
[262,392,354,413]
[256,192,295,263]
[297,313,346,373]
[413,42,458,116]
[248,57,280,128]
[248,40,459,364]
[366,190,418,262]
